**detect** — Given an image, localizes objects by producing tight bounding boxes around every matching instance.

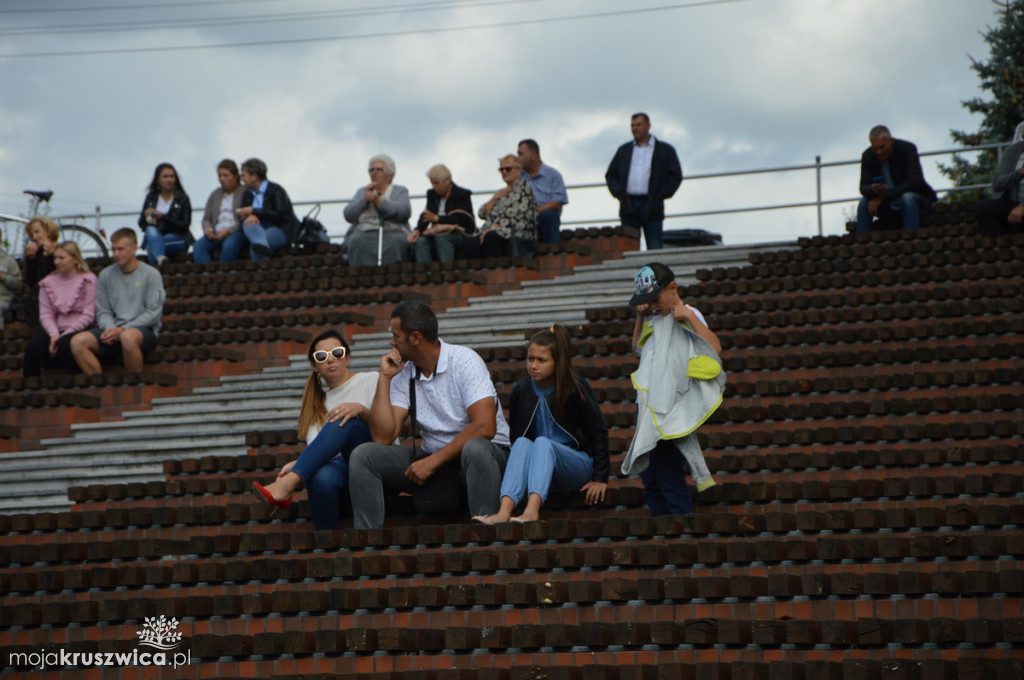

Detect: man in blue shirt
[518,139,568,245]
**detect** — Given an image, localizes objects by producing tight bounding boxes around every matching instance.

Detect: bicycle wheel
[59,223,109,259]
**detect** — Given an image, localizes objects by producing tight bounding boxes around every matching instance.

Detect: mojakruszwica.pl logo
[7,616,190,670]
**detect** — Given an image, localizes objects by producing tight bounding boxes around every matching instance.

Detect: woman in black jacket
[139,162,193,267]
[473,324,609,524]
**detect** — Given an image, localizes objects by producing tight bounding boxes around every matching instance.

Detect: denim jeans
[242,222,289,261]
[855,191,928,232]
[192,231,247,263]
[347,438,509,529]
[414,231,462,263]
[289,418,372,530]
[142,226,189,264]
[622,197,664,249]
[537,210,561,244]
[499,436,593,505]
[640,438,694,516]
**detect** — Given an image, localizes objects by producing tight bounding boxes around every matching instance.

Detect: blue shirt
[527,380,573,445]
[521,163,568,212]
[251,180,269,210]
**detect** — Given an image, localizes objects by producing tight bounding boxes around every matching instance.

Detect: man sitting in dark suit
[856,125,937,233]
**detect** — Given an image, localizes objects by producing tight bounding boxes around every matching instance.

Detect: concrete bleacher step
[332,241,795,369]
[67,410,297,437]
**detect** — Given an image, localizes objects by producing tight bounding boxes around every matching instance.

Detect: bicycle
[0,189,109,260]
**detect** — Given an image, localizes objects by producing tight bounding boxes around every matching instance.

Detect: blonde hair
[26,216,60,243]
[49,241,92,275]
[499,154,521,169]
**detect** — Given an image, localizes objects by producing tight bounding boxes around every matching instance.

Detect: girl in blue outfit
[473,325,609,524]
[253,330,377,529]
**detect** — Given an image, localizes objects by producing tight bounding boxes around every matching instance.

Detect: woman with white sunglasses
[253,329,379,529]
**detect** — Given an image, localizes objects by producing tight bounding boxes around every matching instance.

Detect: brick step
[162,288,428,317]
[2,510,1021,568]
[583,311,1024,354]
[0,650,1016,680]
[786,225,1023,260]
[5,555,1022,609]
[19,465,1022,537]
[56,437,1024,516]
[697,238,1023,283]
[3,611,1021,655]
[592,275,1023,324]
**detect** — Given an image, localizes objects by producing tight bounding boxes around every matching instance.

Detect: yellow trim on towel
[647,391,724,439]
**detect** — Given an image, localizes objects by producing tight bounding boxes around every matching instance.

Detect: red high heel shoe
[252,481,292,516]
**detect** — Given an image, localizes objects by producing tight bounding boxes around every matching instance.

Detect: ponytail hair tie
[549,325,556,333]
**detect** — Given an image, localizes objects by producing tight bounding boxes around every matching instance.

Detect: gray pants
[348,438,509,529]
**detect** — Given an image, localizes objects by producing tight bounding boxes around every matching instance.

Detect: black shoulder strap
[409,367,420,457]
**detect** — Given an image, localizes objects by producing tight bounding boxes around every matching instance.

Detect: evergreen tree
[940,0,1024,200]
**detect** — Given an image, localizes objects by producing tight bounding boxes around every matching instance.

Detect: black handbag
[294,204,330,250]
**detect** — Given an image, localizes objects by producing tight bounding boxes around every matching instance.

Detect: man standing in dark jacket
[606,112,683,250]
[856,125,937,233]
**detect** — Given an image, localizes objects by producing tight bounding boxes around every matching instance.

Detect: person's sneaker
[156,255,169,268]
[251,244,273,257]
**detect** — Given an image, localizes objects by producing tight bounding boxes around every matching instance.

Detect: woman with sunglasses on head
[253,330,379,530]
[462,154,539,259]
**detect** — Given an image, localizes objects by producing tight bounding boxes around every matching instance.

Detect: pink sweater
[38,271,97,338]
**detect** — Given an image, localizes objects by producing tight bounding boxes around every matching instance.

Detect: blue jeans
[537,210,561,244]
[142,226,189,264]
[242,222,289,261]
[623,197,664,249]
[289,418,372,531]
[499,436,593,505]
[640,439,693,516]
[414,231,462,263]
[855,192,928,232]
[192,231,247,263]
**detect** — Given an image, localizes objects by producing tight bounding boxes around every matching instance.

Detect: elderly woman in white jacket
[342,154,412,266]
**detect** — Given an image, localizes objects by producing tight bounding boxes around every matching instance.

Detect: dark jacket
[241,181,300,243]
[138,190,194,244]
[859,138,937,205]
[605,138,683,221]
[416,183,477,235]
[508,376,610,483]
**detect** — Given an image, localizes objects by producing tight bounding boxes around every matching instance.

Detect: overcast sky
[0,0,998,247]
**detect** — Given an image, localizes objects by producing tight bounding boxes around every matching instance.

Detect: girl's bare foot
[510,511,540,523]
[472,514,509,525]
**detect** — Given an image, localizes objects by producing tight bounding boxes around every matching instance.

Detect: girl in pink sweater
[23,242,97,377]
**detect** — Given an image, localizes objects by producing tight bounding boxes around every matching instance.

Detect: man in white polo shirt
[348,300,510,529]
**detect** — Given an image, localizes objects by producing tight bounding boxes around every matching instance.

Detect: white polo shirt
[390,340,510,453]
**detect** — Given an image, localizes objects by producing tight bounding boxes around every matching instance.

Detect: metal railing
[4,143,1001,247]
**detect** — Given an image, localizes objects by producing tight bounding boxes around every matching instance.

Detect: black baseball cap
[629,262,675,306]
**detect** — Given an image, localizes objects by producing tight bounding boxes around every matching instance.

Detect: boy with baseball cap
[621,262,726,516]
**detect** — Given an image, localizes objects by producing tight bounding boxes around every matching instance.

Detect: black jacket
[605,138,683,221]
[859,138,937,205]
[416,184,476,235]
[138,190,194,244]
[241,181,300,242]
[508,376,610,483]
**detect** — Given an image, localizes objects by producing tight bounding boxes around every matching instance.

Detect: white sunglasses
[313,347,347,363]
